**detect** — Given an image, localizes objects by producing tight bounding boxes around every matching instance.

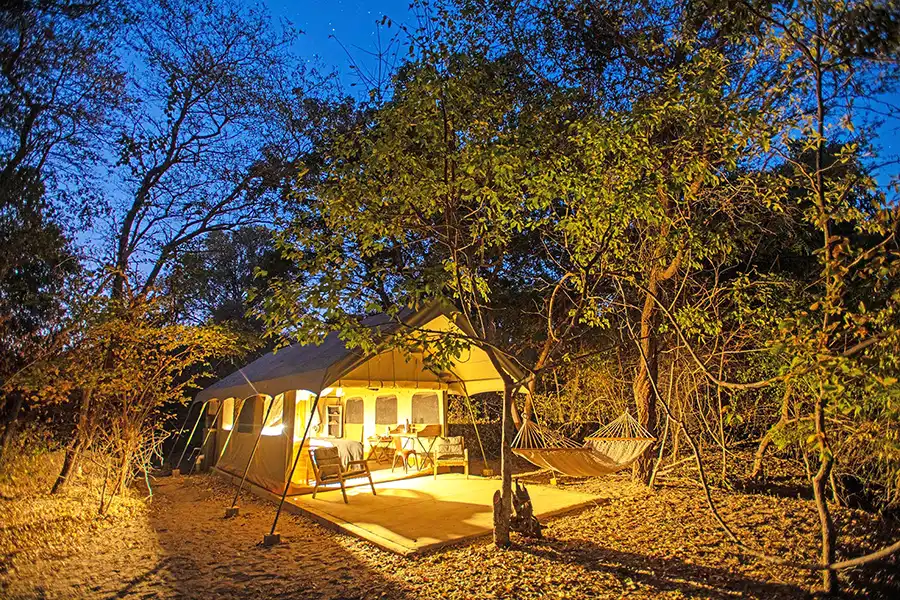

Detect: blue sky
[268,0,416,90]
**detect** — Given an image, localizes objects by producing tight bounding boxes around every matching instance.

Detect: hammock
[512,412,655,478]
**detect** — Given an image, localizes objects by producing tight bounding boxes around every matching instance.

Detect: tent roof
[194,300,524,403]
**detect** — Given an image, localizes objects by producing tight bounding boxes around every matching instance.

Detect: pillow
[435,436,464,458]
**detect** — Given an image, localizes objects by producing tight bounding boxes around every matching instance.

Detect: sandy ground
[1,459,897,599]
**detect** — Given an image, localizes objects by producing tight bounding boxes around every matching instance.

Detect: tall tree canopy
[258,0,900,587]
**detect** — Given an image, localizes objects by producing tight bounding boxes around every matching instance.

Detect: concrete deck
[286,473,603,554]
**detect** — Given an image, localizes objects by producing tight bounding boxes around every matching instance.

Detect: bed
[308,437,365,469]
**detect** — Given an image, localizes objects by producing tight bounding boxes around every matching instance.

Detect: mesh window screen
[345,397,364,424]
[411,392,439,424]
[237,397,257,433]
[261,395,284,435]
[375,395,398,424]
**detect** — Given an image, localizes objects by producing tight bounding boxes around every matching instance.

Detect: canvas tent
[194,300,524,494]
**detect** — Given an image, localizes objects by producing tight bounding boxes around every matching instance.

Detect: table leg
[417,437,436,470]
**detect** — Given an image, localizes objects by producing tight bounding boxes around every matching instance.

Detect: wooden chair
[432,436,469,479]
[391,435,418,473]
[309,446,376,504]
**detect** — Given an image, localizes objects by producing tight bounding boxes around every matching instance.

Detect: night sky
[268,0,415,89]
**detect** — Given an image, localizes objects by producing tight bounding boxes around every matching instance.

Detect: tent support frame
[454,377,490,475]
[175,401,208,472]
[188,400,225,475]
[228,395,279,514]
[266,381,325,544]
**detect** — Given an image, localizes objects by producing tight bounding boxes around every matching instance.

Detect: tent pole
[164,404,197,468]
[188,400,225,476]
[229,395,279,512]
[175,401,208,472]
[458,381,489,469]
[267,387,323,541]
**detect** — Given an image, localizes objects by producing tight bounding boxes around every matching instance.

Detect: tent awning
[194,300,525,404]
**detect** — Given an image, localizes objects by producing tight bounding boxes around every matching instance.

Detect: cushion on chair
[434,436,464,460]
[311,446,342,469]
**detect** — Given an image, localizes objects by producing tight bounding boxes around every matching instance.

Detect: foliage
[165,227,299,333]
[0,168,77,381]
[259,50,560,363]
[16,298,236,510]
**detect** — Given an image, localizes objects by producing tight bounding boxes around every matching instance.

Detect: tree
[0,167,77,460]
[17,297,236,506]
[0,0,124,192]
[740,0,900,591]
[106,0,327,301]
[0,0,121,465]
[164,226,299,334]
[40,0,332,494]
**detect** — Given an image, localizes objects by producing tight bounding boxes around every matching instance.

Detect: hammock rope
[512,410,655,477]
[585,412,655,465]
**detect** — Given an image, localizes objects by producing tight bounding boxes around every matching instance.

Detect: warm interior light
[221,398,235,430]
[261,424,284,436]
[320,387,334,397]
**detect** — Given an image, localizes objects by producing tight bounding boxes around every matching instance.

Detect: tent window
[261,395,284,436]
[411,392,439,424]
[221,398,235,430]
[237,397,257,433]
[375,395,397,425]
[345,398,364,424]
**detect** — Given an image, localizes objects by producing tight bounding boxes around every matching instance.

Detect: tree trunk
[810,10,837,593]
[52,440,84,494]
[51,387,93,494]
[750,384,793,479]
[813,389,837,593]
[0,391,25,464]
[494,383,514,547]
[632,288,659,484]
[112,448,133,498]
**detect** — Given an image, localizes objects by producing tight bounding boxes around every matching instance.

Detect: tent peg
[224,506,240,518]
[262,533,281,546]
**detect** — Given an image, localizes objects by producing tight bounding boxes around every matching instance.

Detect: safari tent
[192,300,524,495]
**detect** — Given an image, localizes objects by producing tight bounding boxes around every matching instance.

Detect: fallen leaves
[0,451,897,599]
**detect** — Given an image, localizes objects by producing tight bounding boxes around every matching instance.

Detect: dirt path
[2,474,408,600]
[2,470,897,599]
